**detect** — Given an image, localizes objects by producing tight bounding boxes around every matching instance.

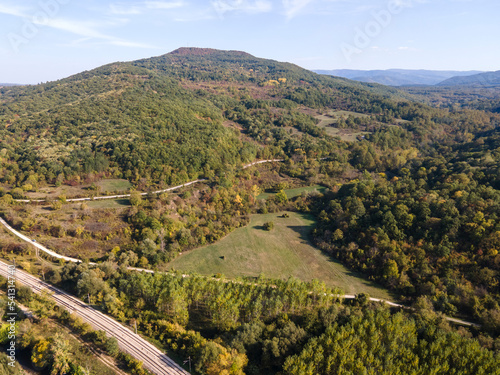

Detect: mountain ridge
[315,69,484,86]
[437,70,500,86]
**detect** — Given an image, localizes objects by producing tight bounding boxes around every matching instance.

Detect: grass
[96,179,132,193]
[166,212,393,299]
[314,113,370,141]
[328,110,370,119]
[86,199,131,209]
[257,185,326,200]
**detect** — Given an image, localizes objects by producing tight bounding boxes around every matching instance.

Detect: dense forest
[0,47,440,190]
[37,262,500,374]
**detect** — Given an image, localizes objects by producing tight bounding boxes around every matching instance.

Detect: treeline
[284,308,499,375]
[48,261,343,374]
[42,261,500,374]
[125,182,255,266]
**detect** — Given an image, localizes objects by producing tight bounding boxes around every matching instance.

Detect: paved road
[0,260,190,375]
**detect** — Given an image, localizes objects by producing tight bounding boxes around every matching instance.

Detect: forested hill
[0,47,497,192]
[0,47,422,188]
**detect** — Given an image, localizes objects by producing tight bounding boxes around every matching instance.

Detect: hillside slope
[0,47,424,189]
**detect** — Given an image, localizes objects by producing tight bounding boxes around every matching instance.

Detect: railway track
[0,260,189,375]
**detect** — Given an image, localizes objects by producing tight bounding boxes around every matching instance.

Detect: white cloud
[1,3,158,50]
[0,3,29,17]
[109,39,159,48]
[109,1,185,15]
[36,18,111,40]
[211,0,273,17]
[391,0,429,8]
[40,18,159,48]
[398,46,418,51]
[282,0,315,19]
[109,4,143,15]
[145,1,185,9]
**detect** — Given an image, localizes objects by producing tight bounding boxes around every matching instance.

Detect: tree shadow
[114,199,131,206]
[286,225,314,243]
[287,223,398,300]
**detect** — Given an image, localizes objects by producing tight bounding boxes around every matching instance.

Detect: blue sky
[0,0,499,84]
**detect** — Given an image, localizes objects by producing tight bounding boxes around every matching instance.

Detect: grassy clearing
[315,114,337,128]
[86,199,131,209]
[328,110,370,119]
[258,185,326,200]
[314,113,370,141]
[166,212,393,299]
[96,179,132,193]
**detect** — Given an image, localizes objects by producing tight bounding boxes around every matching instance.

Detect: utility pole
[88,293,91,305]
[135,321,137,335]
[183,356,191,372]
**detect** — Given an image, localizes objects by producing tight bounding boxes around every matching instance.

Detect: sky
[0,0,499,84]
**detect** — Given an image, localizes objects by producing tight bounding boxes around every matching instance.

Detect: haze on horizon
[0,0,499,84]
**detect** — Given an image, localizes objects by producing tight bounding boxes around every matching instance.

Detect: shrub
[263,222,274,231]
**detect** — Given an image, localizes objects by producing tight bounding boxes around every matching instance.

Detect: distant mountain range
[314,69,485,86]
[437,70,500,87]
[0,83,20,86]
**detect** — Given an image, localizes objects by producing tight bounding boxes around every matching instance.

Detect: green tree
[129,191,143,206]
[275,189,288,204]
[49,333,72,375]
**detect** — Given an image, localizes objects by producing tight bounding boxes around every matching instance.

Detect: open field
[258,185,326,200]
[166,211,394,299]
[96,179,132,192]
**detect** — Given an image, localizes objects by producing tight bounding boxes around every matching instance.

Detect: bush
[17,285,33,304]
[263,222,274,231]
[105,337,120,357]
